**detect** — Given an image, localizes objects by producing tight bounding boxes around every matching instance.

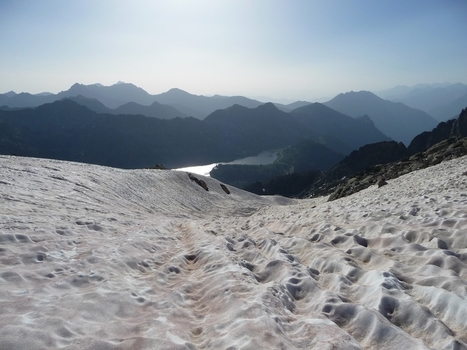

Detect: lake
[174,151,278,176]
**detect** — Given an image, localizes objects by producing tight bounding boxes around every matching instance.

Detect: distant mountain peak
[290,102,352,118]
[334,90,382,103]
[343,90,376,96]
[224,103,248,112]
[324,90,438,145]
[167,87,190,94]
[35,98,96,115]
[257,102,278,111]
[111,82,140,89]
[67,83,89,93]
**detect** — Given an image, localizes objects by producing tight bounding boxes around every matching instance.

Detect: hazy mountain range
[0,82,264,119]
[2,81,465,123]
[323,91,438,145]
[2,81,464,144]
[0,81,466,200]
[0,81,466,170]
[0,99,388,169]
[375,82,467,121]
[65,95,188,119]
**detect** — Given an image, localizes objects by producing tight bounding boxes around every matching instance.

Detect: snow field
[0,155,466,349]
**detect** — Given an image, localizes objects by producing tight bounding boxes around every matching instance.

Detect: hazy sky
[1,0,466,101]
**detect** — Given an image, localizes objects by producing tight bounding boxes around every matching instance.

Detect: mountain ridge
[375,83,467,122]
[289,102,390,154]
[0,99,390,169]
[0,83,266,120]
[324,90,438,145]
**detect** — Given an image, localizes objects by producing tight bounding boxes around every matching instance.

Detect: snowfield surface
[1,155,467,350]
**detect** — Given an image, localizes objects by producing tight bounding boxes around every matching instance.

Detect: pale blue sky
[1,0,466,101]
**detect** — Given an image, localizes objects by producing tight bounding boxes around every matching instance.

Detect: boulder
[187,173,209,191]
[220,184,231,194]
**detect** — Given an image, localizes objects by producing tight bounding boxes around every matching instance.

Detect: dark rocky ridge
[324,108,467,200]
[303,141,409,198]
[406,107,467,154]
[328,137,467,200]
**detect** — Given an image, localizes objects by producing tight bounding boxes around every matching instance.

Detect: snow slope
[0,155,466,349]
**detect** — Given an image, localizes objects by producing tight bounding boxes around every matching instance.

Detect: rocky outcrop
[187,173,209,191]
[147,164,167,170]
[328,137,467,200]
[304,141,408,198]
[451,108,467,138]
[332,141,408,176]
[220,184,231,194]
[407,120,454,155]
[407,108,467,155]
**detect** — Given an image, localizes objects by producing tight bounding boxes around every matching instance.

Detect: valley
[1,82,466,200]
